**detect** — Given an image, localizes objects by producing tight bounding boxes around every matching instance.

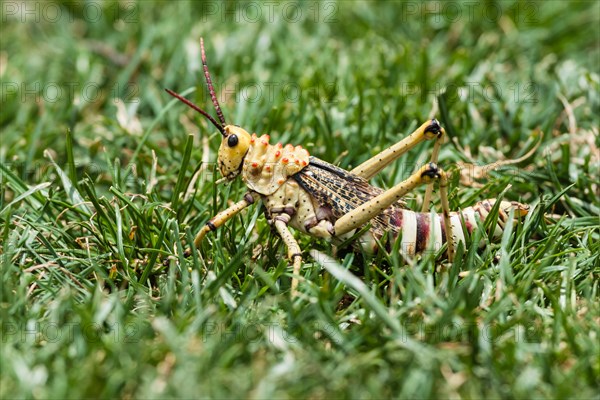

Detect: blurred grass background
[1,1,599,398]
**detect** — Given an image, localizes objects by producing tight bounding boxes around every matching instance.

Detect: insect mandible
[165,38,530,295]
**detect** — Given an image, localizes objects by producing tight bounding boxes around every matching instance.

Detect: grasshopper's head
[218,125,251,180]
[166,37,250,181]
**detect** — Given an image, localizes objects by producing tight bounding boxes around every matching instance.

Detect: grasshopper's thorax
[241,133,310,195]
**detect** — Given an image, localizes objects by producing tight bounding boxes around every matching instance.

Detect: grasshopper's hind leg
[421,130,445,213]
[437,168,455,261]
[335,163,456,261]
[351,119,444,180]
[348,118,447,213]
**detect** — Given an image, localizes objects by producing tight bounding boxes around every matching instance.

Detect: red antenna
[201,37,226,127]
[165,88,225,136]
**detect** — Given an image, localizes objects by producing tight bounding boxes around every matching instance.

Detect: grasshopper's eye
[227,134,239,147]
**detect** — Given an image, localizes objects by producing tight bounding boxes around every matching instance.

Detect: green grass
[1,1,599,398]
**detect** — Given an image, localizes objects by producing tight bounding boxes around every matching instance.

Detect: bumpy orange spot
[277,143,283,148]
[301,160,307,166]
[277,179,285,184]
[275,151,281,158]
[252,162,258,168]
[282,158,289,164]
[265,165,271,172]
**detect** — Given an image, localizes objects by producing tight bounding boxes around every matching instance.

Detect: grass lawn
[1,1,599,398]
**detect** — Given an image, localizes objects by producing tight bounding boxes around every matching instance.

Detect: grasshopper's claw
[420,162,441,180]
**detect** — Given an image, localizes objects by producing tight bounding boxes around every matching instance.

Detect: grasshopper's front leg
[263,181,309,297]
[272,213,303,297]
[335,163,456,261]
[192,192,258,248]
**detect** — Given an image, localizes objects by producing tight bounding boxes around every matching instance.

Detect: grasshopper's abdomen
[292,158,529,259]
[361,199,529,257]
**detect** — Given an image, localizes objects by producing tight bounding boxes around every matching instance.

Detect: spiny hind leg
[351,119,445,180]
[436,169,455,261]
[421,131,446,213]
[334,163,445,235]
[336,163,456,261]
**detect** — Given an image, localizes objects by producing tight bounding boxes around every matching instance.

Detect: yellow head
[218,125,252,180]
[166,38,255,181]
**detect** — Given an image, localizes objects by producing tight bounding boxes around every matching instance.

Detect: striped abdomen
[361,199,529,256]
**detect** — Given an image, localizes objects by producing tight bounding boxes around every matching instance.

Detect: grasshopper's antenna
[201,37,226,127]
[165,88,226,136]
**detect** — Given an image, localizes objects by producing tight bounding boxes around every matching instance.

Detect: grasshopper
[166,38,530,295]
